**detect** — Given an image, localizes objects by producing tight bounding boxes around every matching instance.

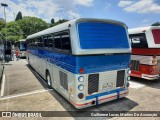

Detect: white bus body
[26,18,131,109]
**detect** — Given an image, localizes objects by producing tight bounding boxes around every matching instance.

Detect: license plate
[102,82,114,90]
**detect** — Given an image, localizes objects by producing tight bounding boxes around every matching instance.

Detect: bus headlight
[78,85,84,91]
[78,76,84,82]
[127,76,130,81]
[127,70,131,74]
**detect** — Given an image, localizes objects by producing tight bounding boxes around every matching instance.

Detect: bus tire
[46,71,52,89]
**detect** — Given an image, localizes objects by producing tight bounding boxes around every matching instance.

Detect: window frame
[26,29,72,54]
[37,37,44,48]
[52,30,72,54]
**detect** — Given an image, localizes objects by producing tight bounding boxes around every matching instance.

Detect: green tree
[1,21,23,42]
[0,20,5,31]
[51,18,55,24]
[17,16,48,38]
[49,19,68,27]
[15,12,23,21]
[55,19,68,25]
[152,22,160,26]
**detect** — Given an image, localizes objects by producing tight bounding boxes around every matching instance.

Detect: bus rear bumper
[142,74,159,80]
[130,71,159,80]
[71,89,128,109]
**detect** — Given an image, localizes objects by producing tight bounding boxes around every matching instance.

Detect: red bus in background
[129,26,160,80]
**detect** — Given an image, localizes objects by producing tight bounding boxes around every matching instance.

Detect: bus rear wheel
[46,71,52,89]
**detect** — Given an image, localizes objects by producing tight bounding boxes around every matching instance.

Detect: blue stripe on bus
[78,22,129,49]
[85,88,125,100]
[28,48,130,74]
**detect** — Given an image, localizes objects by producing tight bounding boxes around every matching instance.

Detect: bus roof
[128,26,160,34]
[27,18,128,39]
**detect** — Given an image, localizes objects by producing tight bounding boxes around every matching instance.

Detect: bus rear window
[152,29,160,44]
[78,22,129,49]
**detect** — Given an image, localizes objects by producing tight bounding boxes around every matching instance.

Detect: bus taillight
[78,93,84,99]
[79,68,84,74]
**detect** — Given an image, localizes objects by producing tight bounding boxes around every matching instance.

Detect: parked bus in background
[14,39,27,58]
[129,26,160,80]
[26,18,131,109]
[0,35,13,81]
[4,40,13,61]
[0,39,4,81]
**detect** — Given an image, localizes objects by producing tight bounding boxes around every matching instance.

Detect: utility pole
[1,3,8,62]
[1,3,8,41]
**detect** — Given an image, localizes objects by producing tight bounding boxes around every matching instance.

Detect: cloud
[66,10,80,19]
[138,23,150,27]
[141,19,150,23]
[0,0,94,22]
[118,0,133,7]
[75,0,93,6]
[118,0,160,13]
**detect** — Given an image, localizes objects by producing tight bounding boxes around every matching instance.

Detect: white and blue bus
[26,18,131,109]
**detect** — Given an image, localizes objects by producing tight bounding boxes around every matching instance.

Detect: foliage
[17,16,49,38]
[0,20,5,31]
[1,21,23,42]
[51,18,55,24]
[49,19,68,27]
[15,12,23,21]
[0,15,68,42]
[152,22,160,26]
[54,19,68,26]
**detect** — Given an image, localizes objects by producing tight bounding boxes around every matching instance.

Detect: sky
[0,0,160,28]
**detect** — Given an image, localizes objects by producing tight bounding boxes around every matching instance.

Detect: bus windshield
[152,29,160,44]
[20,41,27,51]
[78,22,129,49]
[129,33,148,48]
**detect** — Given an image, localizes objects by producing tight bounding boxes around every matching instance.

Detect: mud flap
[116,89,120,99]
[96,96,99,105]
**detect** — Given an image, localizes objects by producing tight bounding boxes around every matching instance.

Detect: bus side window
[61,35,71,52]
[54,35,61,50]
[28,39,31,48]
[31,38,35,48]
[32,38,36,48]
[37,37,43,48]
[35,38,38,48]
[29,39,32,48]
[26,40,29,48]
[43,36,48,49]
[48,35,53,50]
